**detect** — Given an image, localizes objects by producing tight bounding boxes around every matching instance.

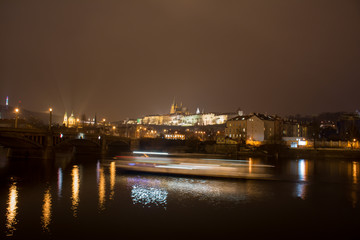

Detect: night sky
[1,0,359,121]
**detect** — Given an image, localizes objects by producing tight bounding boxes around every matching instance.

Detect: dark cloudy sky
[1,0,359,121]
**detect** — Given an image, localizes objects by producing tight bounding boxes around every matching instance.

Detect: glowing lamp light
[49,108,53,112]
[15,108,19,113]
[298,139,307,146]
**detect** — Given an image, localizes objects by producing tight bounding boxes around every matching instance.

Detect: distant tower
[5,96,8,108]
[196,107,200,114]
[170,97,177,114]
[63,112,68,127]
[68,112,76,127]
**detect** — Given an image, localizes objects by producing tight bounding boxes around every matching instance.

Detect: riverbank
[278,148,360,159]
[230,147,360,160]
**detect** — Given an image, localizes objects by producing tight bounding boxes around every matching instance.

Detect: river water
[0,150,359,239]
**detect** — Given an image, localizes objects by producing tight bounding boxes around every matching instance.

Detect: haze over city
[1,0,359,121]
[2,1,360,239]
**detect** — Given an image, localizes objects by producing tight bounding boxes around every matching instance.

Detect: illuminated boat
[112,151,275,180]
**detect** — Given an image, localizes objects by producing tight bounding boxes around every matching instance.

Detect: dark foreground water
[0,151,360,239]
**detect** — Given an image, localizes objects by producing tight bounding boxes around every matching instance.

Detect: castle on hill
[139,98,242,126]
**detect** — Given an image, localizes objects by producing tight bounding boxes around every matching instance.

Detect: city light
[14,108,19,128]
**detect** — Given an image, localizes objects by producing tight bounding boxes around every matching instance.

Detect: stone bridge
[0,127,136,158]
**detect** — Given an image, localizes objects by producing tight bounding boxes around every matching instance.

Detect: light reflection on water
[351,161,359,208]
[110,161,116,200]
[6,180,18,236]
[127,176,168,208]
[131,184,168,208]
[1,157,360,238]
[298,159,308,181]
[98,166,106,211]
[353,161,358,184]
[58,168,63,198]
[41,187,52,232]
[71,165,80,217]
[125,175,253,208]
[295,159,308,199]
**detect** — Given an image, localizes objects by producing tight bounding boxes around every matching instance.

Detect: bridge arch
[55,138,101,148]
[106,140,131,155]
[0,134,44,149]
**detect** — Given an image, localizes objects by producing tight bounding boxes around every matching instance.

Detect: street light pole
[49,108,53,131]
[14,108,19,128]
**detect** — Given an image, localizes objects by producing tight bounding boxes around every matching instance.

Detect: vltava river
[0,152,359,239]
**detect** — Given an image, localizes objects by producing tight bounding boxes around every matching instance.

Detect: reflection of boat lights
[6,181,18,236]
[41,188,52,232]
[166,179,216,194]
[110,161,116,200]
[98,167,106,211]
[131,185,167,208]
[125,176,249,204]
[71,165,80,217]
[58,168,63,198]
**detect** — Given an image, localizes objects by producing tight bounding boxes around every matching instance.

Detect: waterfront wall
[311,140,359,149]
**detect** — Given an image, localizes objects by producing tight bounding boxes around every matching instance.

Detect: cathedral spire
[170,97,177,114]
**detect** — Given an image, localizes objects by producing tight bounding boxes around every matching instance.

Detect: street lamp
[49,108,53,131]
[14,108,19,128]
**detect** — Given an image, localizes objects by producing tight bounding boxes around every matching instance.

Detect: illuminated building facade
[63,112,76,127]
[164,133,185,140]
[226,113,309,144]
[62,112,98,128]
[140,100,240,127]
[225,114,265,142]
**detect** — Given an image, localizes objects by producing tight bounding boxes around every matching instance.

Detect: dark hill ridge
[0,104,62,126]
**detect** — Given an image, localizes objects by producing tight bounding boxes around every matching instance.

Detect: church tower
[63,112,68,127]
[170,97,177,114]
